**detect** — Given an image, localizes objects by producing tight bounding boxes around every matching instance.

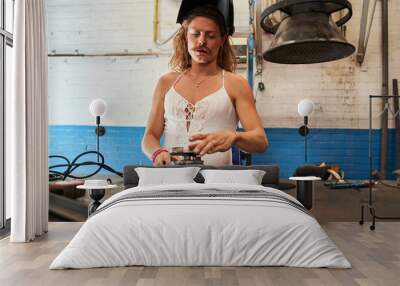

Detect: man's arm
[141,76,168,159]
[231,74,268,153]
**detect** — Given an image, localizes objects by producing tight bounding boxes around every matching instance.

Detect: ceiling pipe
[393,79,400,171]
[153,0,159,43]
[153,0,178,46]
[48,52,159,57]
[248,0,255,90]
[254,0,265,75]
[356,0,369,64]
[356,0,377,65]
[380,0,389,178]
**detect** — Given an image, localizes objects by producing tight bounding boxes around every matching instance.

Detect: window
[5,0,13,33]
[0,0,14,230]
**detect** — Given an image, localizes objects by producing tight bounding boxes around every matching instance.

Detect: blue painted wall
[49,125,398,179]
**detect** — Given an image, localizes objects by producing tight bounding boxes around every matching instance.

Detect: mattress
[50,183,351,269]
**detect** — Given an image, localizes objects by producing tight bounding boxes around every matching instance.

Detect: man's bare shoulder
[224,71,251,94]
[158,72,181,89]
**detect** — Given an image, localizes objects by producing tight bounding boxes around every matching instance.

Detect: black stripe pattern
[90,189,310,218]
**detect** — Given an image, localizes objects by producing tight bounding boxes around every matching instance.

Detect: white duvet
[50,183,351,269]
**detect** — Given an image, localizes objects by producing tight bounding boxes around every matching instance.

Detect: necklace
[187,70,218,88]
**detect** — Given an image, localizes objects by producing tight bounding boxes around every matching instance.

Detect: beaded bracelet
[151,147,169,163]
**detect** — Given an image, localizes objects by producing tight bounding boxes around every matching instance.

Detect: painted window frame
[0,0,14,231]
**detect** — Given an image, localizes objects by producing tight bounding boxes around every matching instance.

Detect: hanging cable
[49,151,123,181]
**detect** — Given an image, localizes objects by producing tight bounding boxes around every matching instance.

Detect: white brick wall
[47,0,400,129]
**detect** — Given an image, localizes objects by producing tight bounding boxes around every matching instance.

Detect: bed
[50,165,350,269]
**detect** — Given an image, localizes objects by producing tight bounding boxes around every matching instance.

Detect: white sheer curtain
[8,0,49,242]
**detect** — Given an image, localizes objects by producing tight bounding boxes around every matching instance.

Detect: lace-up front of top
[164,70,238,166]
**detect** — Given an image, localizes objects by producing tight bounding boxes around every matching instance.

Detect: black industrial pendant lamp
[260,0,355,64]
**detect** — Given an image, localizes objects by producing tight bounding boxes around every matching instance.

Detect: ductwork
[260,0,355,64]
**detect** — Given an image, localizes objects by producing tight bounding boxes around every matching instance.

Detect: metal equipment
[393,79,400,171]
[359,95,400,231]
[170,147,204,165]
[260,0,355,64]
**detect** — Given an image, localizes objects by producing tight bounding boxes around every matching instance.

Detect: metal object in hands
[260,0,355,64]
[170,147,204,165]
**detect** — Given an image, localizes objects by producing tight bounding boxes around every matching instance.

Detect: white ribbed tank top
[163,70,238,166]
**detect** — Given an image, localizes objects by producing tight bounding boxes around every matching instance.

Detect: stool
[289,176,321,210]
[77,182,117,216]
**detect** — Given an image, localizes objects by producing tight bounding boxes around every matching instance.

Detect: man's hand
[188,131,238,155]
[153,151,171,166]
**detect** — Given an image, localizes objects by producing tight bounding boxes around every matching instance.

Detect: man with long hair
[142,5,268,166]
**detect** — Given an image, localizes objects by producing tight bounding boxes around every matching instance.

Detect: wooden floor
[1,222,400,286]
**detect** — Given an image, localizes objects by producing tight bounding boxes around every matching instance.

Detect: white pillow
[135,167,201,186]
[200,169,266,185]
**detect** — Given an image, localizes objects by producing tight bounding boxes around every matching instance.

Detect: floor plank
[1,222,400,285]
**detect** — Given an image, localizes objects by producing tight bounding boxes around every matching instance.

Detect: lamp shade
[298,99,314,117]
[260,0,355,64]
[89,99,107,117]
